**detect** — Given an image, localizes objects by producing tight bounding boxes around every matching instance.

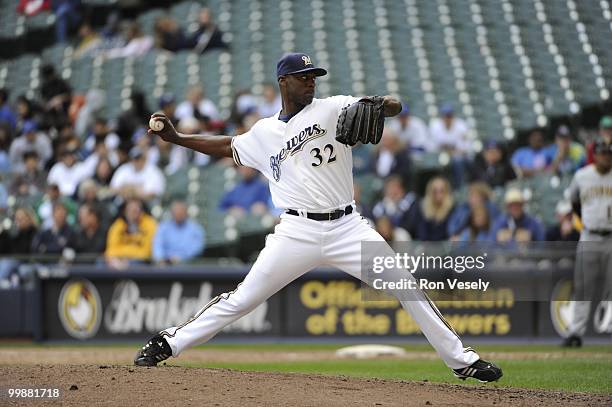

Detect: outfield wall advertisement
[36,267,281,341]
[33,265,610,341]
[286,279,528,337]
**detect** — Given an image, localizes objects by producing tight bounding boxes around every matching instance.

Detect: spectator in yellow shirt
[105,198,157,269]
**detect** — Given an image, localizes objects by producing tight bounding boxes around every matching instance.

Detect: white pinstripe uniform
[160,95,479,369]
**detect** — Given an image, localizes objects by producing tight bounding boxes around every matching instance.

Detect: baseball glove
[335,96,385,146]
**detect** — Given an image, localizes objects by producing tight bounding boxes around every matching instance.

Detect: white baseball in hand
[149,118,165,132]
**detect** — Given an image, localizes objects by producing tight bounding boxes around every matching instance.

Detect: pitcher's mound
[1,365,610,406]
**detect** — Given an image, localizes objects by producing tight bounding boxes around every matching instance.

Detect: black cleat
[561,335,582,348]
[134,333,172,366]
[453,359,503,383]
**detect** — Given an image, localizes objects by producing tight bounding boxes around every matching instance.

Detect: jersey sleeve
[327,95,361,115]
[230,127,262,170]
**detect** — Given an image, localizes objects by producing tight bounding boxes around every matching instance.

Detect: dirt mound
[1,365,610,406]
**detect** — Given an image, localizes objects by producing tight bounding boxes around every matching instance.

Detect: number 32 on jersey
[310,144,337,167]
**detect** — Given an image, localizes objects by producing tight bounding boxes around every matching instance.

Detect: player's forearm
[382,96,402,117]
[168,133,233,158]
[149,113,233,158]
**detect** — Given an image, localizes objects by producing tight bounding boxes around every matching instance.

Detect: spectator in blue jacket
[453,203,494,243]
[153,200,205,265]
[543,125,586,175]
[491,188,545,243]
[511,129,551,178]
[220,166,272,216]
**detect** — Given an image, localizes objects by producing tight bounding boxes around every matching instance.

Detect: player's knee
[227,293,263,314]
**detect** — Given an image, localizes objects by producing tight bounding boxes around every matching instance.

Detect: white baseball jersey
[231,95,359,211]
[567,164,612,231]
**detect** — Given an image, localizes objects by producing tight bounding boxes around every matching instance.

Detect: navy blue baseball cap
[22,120,38,134]
[484,139,501,150]
[159,93,176,109]
[439,103,455,115]
[277,53,327,78]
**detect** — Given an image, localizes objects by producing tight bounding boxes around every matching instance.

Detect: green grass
[188,358,612,394]
[2,341,611,393]
[3,340,611,354]
[202,343,612,354]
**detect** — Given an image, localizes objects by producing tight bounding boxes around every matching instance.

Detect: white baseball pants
[162,211,479,369]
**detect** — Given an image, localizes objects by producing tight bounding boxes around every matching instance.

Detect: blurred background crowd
[0,0,611,284]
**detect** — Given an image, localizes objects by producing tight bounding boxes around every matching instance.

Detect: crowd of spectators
[0,63,611,271]
[66,7,227,60]
[17,1,228,59]
[220,166,272,217]
[17,0,82,43]
[154,8,227,54]
[0,57,285,272]
[1,13,611,274]
[364,110,611,245]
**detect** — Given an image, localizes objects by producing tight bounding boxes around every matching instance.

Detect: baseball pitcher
[134,53,502,382]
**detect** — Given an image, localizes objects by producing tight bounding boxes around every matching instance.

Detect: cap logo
[302,55,312,66]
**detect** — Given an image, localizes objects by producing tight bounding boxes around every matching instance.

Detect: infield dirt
[0,348,610,406]
[2,365,611,406]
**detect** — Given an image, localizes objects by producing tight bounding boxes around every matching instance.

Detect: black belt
[286,205,353,221]
[587,229,612,237]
